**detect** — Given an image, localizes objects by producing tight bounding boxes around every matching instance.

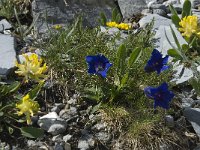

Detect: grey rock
[54,144,64,150]
[27,140,37,147]
[32,0,117,34]
[67,98,77,105]
[79,132,95,148]
[171,63,193,84]
[63,134,72,142]
[38,112,67,135]
[153,9,167,17]
[48,123,67,135]
[175,116,186,128]
[194,144,200,150]
[59,107,77,120]
[0,34,16,77]
[78,140,89,150]
[181,98,194,108]
[139,14,172,29]
[92,123,107,131]
[165,115,174,127]
[159,143,171,150]
[0,19,12,31]
[95,132,111,143]
[163,0,181,6]
[149,4,167,10]
[183,108,200,138]
[51,106,61,114]
[39,145,49,150]
[154,25,186,55]
[172,4,183,13]
[193,10,200,19]
[52,135,63,142]
[118,0,147,18]
[64,142,71,150]
[141,9,152,15]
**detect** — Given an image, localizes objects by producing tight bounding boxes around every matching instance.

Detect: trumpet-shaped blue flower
[145,49,169,74]
[86,54,112,78]
[144,82,174,109]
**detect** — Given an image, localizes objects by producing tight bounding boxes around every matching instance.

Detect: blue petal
[86,54,112,78]
[98,71,107,78]
[86,56,96,63]
[97,54,109,63]
[151,49,162,60]
[158,82,168,91]
[153,82,174,109]
[88,65,96,74]
[144,86,157,99]
[104,63,112,71]
[161,65,169,72]
[154,99,170,109]
[162,55,169,65]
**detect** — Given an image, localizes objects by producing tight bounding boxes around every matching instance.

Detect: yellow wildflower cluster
[15,53,47,83]
[106,21,131,30]
[53,24,63,30]
[16,94,40,124]
[179,15,200,38]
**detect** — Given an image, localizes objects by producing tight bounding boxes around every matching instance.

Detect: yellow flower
[15,53,48,82]
[53,24,62,30]
[106,21,131,30]
[179,15,200,38]
[16,94,40,124]
[106,21,118,28]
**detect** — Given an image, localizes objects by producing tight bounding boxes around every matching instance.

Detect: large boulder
[0,34,16,78]
[32,0,118,34]
[117,0,147,18]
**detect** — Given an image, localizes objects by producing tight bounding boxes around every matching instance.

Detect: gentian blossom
[86,54,112,78]
[144,82,174,109]
[144,49,169,74]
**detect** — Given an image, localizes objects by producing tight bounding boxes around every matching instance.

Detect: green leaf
[169,4,179,16]
[116,44,127,77]
[7,81,21,93]
[182,0,192,18]
[90,102,102,114]
[116,14,122,23]
[8,127,14,134]
[21,127,44,139]
[114,74,120,86]
[111,8,118,22]
[0,81,21,97]
[128,47,141,68]
[169,4,181,27]
[168,49,182,60]
[28,82,44,100]
[182,44,189,53]
[99,12,107,26]
[170,26,181,51]
[0,112,4,117]
[190,78,200,96]
[120,73,129,88]
[171,15,181,28]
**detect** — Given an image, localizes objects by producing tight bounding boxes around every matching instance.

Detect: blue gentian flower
[144,82,174,109]
[86,54,112,78]
[144,49,169,74]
